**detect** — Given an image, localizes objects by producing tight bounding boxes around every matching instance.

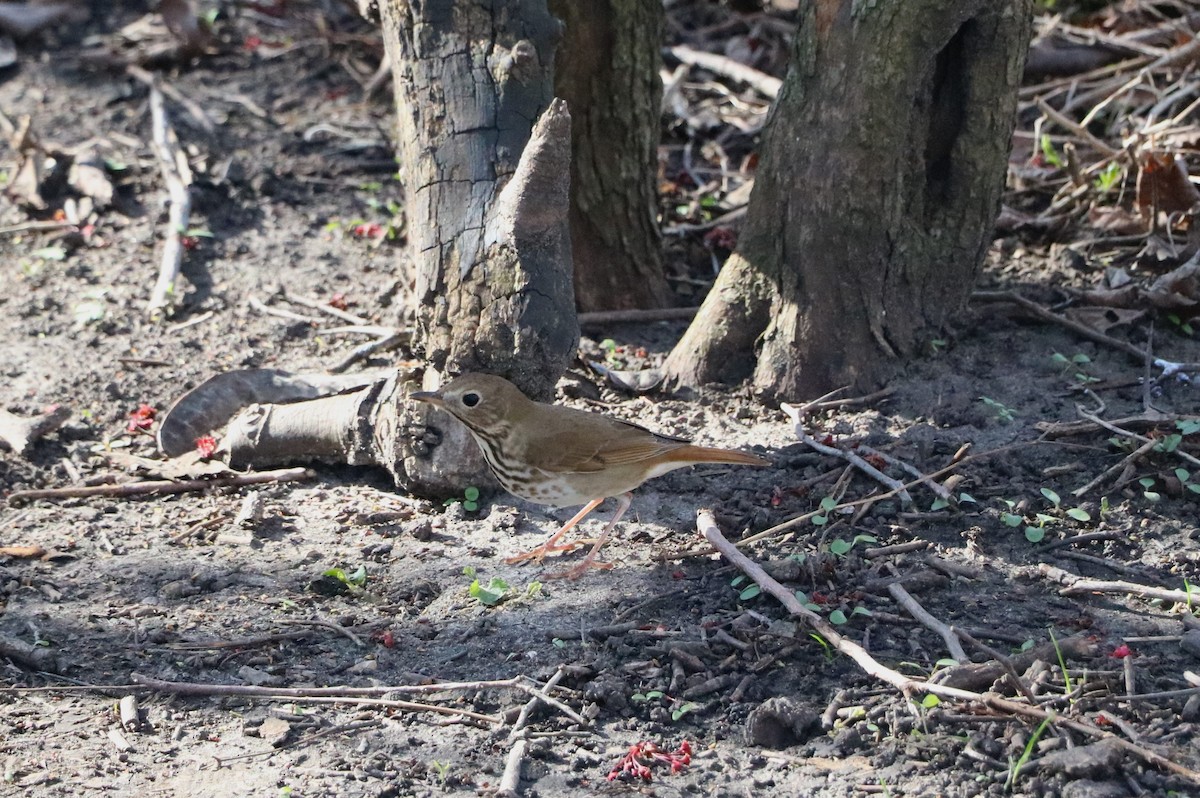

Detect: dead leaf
[1136,150,1200,219]
[1087,205,1144,235]
[1063,305,1145,333]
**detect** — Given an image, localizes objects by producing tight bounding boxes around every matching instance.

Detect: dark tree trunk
[549,0,669,312]
[377,0,577,401]
[664,0,1033,399]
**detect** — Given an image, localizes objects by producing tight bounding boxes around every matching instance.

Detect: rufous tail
[672,445,770,467]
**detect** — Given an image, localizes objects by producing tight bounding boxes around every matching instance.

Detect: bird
[412,372,770,578]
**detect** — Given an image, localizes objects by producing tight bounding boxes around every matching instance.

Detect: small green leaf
[921,694,941,709]
[958,492,977,504]
[828,610,848,625]
[1025,527,1046,543]
[1000,512,1023,528]
[469,577,510,606]
[1066,507,1091,522]
[1040,487,1061,505]
[464,486,480,501]
[829,539,852,556]
[671,702,699,721]
[819,496,838,512]
[850,606,872,617]
[811,515,828,527]
[462,566,476,579]
[935,658,959,668]
[730,575,745,587]
[1138,477,1155,489]
[1175,468,1190,483]
[32,246,66,260]
[738,584,761,601]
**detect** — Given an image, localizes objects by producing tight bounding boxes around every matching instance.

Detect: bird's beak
[411,390,444,408]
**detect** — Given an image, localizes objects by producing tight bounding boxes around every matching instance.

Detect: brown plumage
[413,373,769,577]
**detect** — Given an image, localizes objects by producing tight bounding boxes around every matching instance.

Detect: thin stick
[1039,564,1200,606]
[887,581,969,663]
[147,82,194,315]
[577,307,699,327]
[7,467,315,505]
[953,627,1040,705]
[971,290,1155,365]
[280,289,371,325]
[666,45,781,98]
[1072,438,1158,497]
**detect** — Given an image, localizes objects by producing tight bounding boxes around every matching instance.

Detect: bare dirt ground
[3,4,1200,798]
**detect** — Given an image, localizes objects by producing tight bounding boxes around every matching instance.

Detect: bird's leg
[505,498,606,565]
[551,492,633,580]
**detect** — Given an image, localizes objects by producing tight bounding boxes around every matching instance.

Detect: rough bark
[378,0,577,401]
[664,0,1033,399]
[549,0,669,311]
[377,1,580,495]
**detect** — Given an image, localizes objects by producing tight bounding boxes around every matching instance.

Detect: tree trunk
[664,0,1033,399]
[549,0,669,312]
[375,1,578,495]
[378,0,577,401]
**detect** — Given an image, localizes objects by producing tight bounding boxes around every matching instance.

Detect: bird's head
[411,372,528,432]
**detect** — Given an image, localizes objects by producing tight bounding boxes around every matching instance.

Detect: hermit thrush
[412,373,769,578]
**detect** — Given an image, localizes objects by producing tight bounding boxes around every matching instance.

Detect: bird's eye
[461,392,481,408]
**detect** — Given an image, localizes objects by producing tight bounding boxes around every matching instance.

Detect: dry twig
[146,83,193,315]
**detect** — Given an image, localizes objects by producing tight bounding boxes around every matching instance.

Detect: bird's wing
[530,413,688,473]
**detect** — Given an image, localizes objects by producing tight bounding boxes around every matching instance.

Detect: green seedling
[444,486,481,512]
[31,245,66,261]
[1006,714,1053,790]
[1174,468,1200,495]
[630,690,702,722]
[730,575,761,601]
[1139,477,1161,502]
[1092,161,1121,192]
[1166,313,1195,337]
[1049,629,1073,697]
[428,760,451,785]
[930,492,977,512]
[323,565,367,590]
[1177,420,1200,436]
[809,633,834,661]
[795,591,871,626]
[811,496,839,527]
[828,533,878,557]
[979,396,1016,423]
[1050,351,1098,385]
[1154,434,1182,454]
[1039,134,1064,167]
[73,290,108,325]
[463,566,509,606]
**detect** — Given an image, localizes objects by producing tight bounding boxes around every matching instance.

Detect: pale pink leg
[552,492,633,580]
[505,497,606,565]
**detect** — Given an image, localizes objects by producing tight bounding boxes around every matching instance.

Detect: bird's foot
[545,557,615,580]
[504,537,597,566]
